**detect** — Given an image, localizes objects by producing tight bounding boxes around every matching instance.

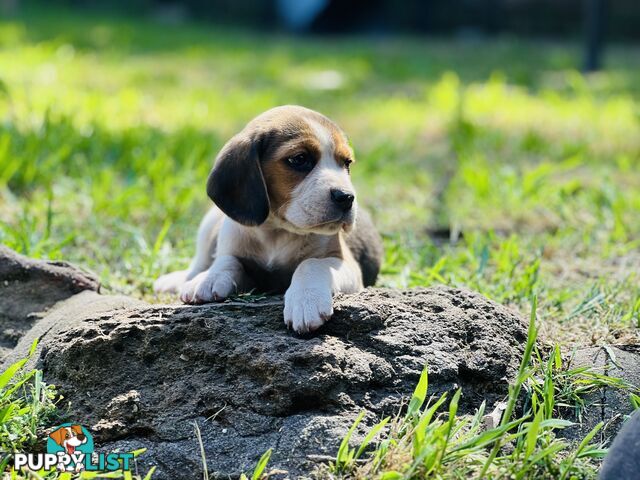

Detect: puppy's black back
[346,208,383,287]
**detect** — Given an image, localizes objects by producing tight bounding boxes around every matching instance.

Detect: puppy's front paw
[284,285,333,334]
[154,270,189,294]
[180,271,235,304]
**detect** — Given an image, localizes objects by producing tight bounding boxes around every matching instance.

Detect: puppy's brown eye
[286,153,314,173]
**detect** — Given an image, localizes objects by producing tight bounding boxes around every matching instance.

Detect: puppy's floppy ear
[207,133,270,226]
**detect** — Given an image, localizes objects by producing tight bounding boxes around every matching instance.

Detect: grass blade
[356,417,390,459]
[143,467,157,480]
[407,365,428,417]
[559,422,603,480]
[480,295,538,477]
[193,421,209,480]
[251,448,272,480]
[0,359,28,391]
[336,410,366,471]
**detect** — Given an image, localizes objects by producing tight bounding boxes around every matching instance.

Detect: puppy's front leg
[284,257,363,333]
[180,255,245,304]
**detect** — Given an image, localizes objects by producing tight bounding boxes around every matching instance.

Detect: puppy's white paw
[284,284,333,334]
[154,270,189,294]
[180,270,236,304]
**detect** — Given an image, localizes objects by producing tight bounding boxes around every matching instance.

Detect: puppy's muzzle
[330,188,355,212]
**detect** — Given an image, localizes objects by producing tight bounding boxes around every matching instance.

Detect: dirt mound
[1,246,532,478]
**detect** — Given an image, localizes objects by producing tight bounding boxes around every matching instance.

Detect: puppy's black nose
[330,189,355,211]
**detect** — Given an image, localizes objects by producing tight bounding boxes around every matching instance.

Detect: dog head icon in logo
[46,424,94,471]
[47,424,91,455]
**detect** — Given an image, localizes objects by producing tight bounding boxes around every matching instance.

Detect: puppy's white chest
[261,239,301,270]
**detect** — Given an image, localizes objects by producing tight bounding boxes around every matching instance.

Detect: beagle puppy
[154,105,383,333]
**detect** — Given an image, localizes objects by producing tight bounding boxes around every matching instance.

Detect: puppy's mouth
[307,213,355,233]
[280,202,356,235]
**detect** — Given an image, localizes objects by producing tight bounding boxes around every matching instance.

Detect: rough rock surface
[3,281,528,479]
[1,247,532,478]
[0,246,99,361]
[561,345,640,445]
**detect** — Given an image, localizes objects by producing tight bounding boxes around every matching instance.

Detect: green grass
[1,7,639,346]
[1,5,640,479]
[0,341,57,467]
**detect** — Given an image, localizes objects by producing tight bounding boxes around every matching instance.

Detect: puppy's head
[207,105,357,234]
[49,425,87,452]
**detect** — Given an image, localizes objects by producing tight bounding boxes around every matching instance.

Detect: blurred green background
[0,3,639,347]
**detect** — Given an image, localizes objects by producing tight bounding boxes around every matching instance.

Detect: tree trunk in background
[584,0,606,71]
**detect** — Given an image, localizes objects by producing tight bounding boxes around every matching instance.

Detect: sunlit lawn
[1,7,639,347]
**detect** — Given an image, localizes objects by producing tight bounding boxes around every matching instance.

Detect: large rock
[0,246,99,361]
[3,282,527,479]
